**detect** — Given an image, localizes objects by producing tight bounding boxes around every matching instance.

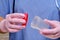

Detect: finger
[6,13,25,18]
[41,31,59,37]
[42,32,60,39]
[40,28,58,35]
[44,19,60,28]
[53,32,60,38]
[9,18,26,24]
[5,22,21,33]
[7,21,25,29]
[7,28,20,33]
[42,34,59,39]
[9,24,25,30]
[5,20,26,30]
[6,13,25,21]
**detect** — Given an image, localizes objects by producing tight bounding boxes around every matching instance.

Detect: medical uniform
[0,0,60,40]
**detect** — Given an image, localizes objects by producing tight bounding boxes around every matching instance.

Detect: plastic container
[31,16,49,30]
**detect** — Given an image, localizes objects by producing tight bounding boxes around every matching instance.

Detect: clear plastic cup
[31,16,49,30]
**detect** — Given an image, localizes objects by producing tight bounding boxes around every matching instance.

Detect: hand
[40,19,60,39]
[0,13,28,33]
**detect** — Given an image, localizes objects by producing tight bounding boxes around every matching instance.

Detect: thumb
[0,19,8,32]
[44,19,60,28]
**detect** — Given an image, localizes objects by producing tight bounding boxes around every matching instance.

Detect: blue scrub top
[0,0,60,40]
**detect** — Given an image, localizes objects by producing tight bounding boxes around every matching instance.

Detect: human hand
[0,13,28,33]
[40,19,60,39]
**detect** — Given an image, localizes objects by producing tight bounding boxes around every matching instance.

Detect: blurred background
[0,33,9,40]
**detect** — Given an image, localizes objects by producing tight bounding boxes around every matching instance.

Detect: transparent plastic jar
[31,16,49,30]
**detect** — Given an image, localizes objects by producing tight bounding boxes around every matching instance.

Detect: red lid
[24,13,28,22]
[22,13,28,26]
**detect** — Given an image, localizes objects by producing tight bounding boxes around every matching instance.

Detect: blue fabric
[0,0,60,40]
